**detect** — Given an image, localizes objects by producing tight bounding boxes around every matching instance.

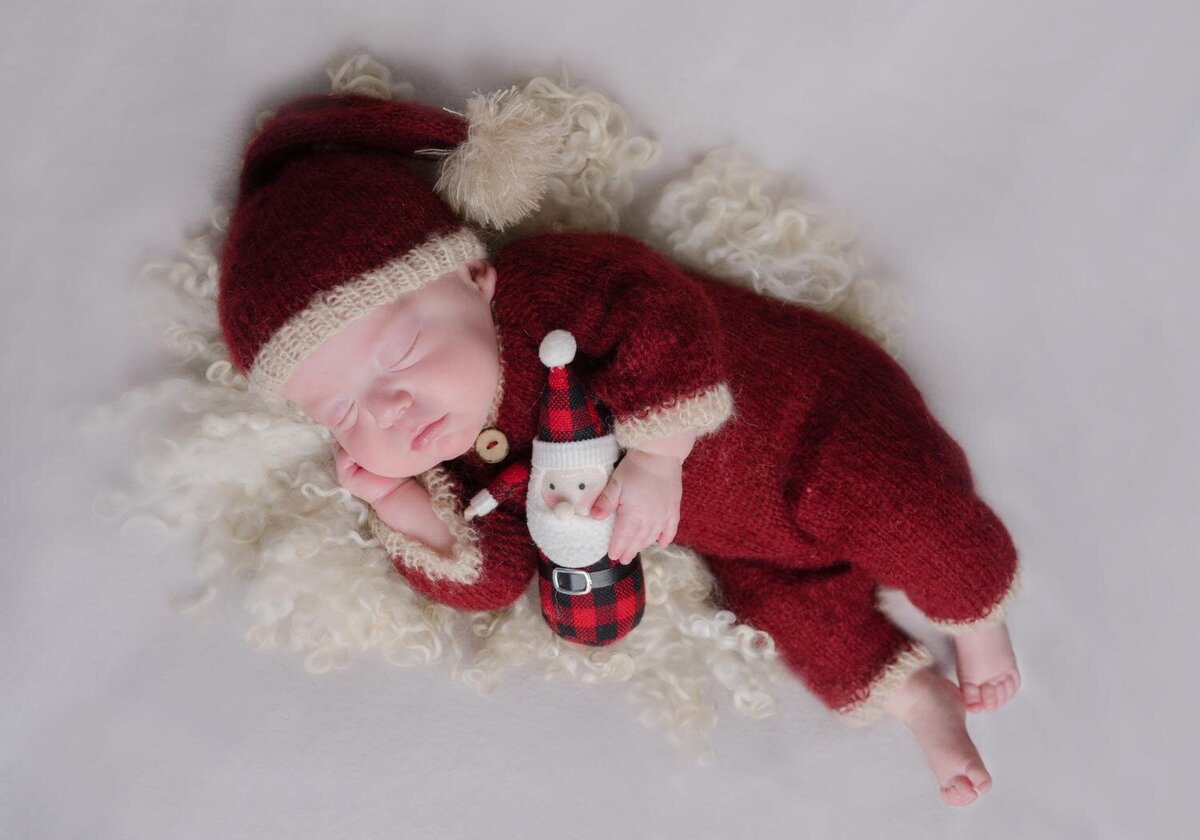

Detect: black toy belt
[537,556,636,596]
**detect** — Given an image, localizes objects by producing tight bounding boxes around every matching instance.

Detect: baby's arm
[332,442,454,554]
[367,482,537,611]
[331,443,535,610]
[494,232,736,453]
[372,480,454,555]
[495,232,738,560]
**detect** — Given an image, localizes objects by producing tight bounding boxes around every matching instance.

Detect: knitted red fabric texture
[380,231,1020,712]
[484,461,530,508]
[217,94,471,375]
[235,94,467,196]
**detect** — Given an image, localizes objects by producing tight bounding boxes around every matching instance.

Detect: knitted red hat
[217,87,565,401]
[531,330,619,471]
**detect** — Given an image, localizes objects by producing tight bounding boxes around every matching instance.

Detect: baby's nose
[375,390,413,428]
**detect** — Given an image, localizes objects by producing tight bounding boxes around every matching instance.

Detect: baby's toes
[990,674,1020,710]
[966,673,1024,713]
[961,682,984,713]
[965,759,992,794]
[941,776,979,807]
[981,682,999,712]
[1002,675,1017,706]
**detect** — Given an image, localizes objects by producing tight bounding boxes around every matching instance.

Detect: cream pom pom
[435,87,564,230]
[539,330,576,367]
[325,52,409,100]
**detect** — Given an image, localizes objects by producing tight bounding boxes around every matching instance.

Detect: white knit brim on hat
[531,435,620,471]
[249,228,485,402]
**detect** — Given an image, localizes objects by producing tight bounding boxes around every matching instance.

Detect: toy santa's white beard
[525,488,615,569]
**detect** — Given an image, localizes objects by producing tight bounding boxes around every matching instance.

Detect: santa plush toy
[465,330,645,646]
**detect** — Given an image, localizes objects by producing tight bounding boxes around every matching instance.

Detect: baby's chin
[362,457,435,480]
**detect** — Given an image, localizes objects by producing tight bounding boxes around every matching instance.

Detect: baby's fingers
[629,521,660,562]
[657,513,680,547]
[607,511,642,564]
[617,519,657,564]
[590,477,621,519]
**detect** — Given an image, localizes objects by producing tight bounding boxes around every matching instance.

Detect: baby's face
[280,260,501,479]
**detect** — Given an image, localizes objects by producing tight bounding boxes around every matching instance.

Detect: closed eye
[385,331,421,371]
[334,402,358,429]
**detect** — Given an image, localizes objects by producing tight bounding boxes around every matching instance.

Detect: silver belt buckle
[552,567,592,596]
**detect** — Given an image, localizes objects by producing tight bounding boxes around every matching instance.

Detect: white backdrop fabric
[2,2,1196,838]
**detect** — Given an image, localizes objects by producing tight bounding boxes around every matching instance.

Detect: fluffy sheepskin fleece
[88,52,901,754]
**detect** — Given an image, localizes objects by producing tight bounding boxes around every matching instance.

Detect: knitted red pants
[702,370,1019,723]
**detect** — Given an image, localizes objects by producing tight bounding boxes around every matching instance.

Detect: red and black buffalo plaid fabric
[540,365,608,442]
[537,552,645,646]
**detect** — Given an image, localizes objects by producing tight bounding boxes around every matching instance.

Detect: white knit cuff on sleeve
[366,466,484,585]
[611,383,735,451]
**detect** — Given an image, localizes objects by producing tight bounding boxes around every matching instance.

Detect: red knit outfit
[214,90,1019,724]
[366,229,1020,722]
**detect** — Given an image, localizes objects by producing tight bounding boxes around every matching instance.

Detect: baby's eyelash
[336,403,357,428]
[385,332,421,370]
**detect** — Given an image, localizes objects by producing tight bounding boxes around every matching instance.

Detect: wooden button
[474,428,509,463]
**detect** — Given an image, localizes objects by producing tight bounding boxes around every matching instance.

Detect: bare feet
[954,622,1021,713]
[886,667,992,806]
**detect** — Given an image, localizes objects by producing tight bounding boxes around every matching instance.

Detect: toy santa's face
[527,464,616,568]
[280,261,501,478]
[539,465,611,518]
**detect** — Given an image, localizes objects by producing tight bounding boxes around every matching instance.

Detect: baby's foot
[887,667,992,806]
[954,622,1021,713]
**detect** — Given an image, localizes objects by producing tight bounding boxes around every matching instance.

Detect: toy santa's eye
[549,483,555,490]
[579,483,586,490]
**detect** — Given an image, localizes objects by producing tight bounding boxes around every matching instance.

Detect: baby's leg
[789,368,1020,711]
[707,557,993,805]
[707,558,924,721]
[884,666,993,806]
[845,476,1021,714]
[853,477,1021,713]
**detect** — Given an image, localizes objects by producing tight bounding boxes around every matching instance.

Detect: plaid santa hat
[531,330,620,471]
[217,85,568,402]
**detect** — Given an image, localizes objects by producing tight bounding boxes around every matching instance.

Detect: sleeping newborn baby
[218,89,1021,806]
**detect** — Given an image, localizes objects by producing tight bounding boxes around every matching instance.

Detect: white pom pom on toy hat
[539,330,577,367]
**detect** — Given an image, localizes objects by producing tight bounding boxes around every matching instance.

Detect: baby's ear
[465,259,497,302]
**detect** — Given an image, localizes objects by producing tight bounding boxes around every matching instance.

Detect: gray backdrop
[3,1,1195,837]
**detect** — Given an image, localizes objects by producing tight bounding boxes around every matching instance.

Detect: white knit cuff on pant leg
[836,642,936,726]
[928,567,1021,636]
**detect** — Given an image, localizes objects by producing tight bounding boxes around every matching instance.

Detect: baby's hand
[332,442,410,505]
[589,449,682,564]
